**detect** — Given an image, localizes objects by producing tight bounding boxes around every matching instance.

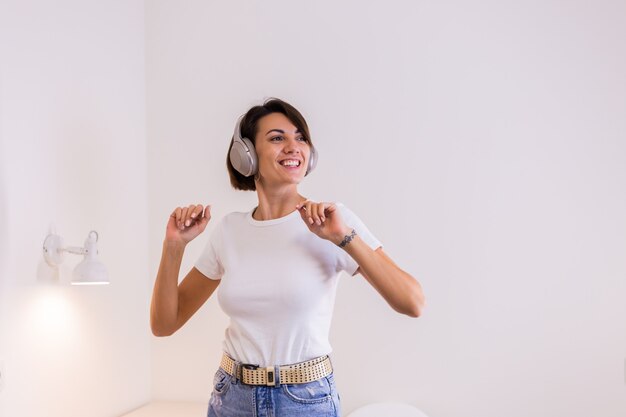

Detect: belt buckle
[265,366,276,387]
[241,363,275,386]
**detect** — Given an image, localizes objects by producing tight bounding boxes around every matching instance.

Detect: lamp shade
[71,231,109,285]
[72,258,109,285]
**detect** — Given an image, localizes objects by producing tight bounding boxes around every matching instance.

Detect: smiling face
[253,112,311,186]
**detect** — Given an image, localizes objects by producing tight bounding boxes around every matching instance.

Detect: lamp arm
[64,246,87,255]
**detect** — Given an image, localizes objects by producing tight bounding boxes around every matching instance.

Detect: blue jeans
[207,367,342,417]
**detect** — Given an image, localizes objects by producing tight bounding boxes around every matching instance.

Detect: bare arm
[295,200,425,318]
[350,245,425,318]
[150,243,220,336]
[150,204,218,336]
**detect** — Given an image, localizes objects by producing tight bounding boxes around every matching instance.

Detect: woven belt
[220,353,333,386]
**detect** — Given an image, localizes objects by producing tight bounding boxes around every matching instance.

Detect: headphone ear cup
[230,136,258,177]
[305,146,318,177]
[242,137,258,176]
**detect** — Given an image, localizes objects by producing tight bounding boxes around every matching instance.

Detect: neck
[253,183,307,221]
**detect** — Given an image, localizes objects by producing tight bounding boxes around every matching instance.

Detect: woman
[150,98,425,417]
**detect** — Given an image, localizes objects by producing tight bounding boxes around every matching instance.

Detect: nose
[282,136,302,154]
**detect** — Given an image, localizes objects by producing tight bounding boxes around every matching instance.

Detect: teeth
[280,160,300,167]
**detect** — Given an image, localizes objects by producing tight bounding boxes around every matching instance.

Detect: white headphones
[229,114,318,177]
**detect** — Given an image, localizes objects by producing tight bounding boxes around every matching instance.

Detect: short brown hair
[226,98,314,191]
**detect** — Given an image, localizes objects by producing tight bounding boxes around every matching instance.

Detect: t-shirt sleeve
[194,220,225,280]
[334,202,383,277]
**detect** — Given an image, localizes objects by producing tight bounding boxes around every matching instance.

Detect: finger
[172,207,182,228]
[186,204,201,227]
[296,203,312,226]
[191,204,203,219]
[316,203,326,224]
[181,207,190,229]
[324,202,337,214]
[305,201,314,225]
[308,202,321,226]
[197,205,211,231]
[312,202,324,226]
[295,199,309,210]
[198,205,211,224]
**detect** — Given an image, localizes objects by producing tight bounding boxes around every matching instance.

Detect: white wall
[0,1,150,416]
[146,1,626,416]
[0,75,8,416]
[0,1,623,416]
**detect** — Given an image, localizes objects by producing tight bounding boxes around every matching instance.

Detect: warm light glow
[27,290,76,347]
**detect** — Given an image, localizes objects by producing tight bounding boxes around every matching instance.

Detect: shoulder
[223,210,248,220]
[334,201,355,217]
[213,208,259,231]
[207,210,246,233]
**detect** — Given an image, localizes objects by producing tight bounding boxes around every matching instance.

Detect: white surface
[121,402,207,417]
[147,1,626,416]
[348,403,429,417]
[0,1,151,416]
[0,360,4,393]
[1,1,621,417]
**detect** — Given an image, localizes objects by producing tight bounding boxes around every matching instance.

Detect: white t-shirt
[194,202,382,367]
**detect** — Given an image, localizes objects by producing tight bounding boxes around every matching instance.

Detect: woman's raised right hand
[165,204,211,245]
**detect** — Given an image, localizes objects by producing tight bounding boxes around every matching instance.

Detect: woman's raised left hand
[295,200,352,245]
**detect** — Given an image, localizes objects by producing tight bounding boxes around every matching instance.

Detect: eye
[270,136,307,142]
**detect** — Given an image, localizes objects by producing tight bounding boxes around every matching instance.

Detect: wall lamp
[42,230,109,285]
